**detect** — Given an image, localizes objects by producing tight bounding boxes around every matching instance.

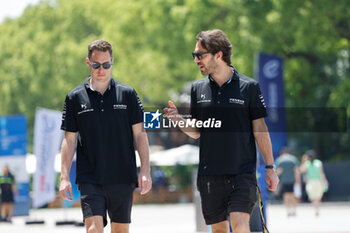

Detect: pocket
[197,176,225,194]
[197,176,211,194]
[77,109,95,129]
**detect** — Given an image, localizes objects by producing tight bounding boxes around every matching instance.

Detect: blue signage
[0,115,27,156]
[255,53,287,229]
[0,115,29,216]
[257,53,287,159]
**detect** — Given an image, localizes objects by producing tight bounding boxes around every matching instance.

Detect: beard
[198,58,217,76]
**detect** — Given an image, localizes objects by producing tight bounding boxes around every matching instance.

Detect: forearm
[135,132,150,172]
[60,138,76,181]
[172,117,200,139]
[294,167,301,184]
[179,120,200,139]
[12,184,18,194]
[163,102,200,139]
[253,119,279,190]
[254,131,274,165]
[184,130,200,139]
[252,118,274,165]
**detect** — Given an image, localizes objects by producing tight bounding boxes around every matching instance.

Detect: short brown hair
[87,40,113,60]
[196,29,232,66]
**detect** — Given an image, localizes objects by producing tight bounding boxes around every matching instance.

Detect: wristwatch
[265,165,276,170]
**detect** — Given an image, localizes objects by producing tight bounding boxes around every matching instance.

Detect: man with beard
[164,29,279,233]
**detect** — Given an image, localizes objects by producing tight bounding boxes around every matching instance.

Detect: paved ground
[0,202,349,233]
[267,202,350,233]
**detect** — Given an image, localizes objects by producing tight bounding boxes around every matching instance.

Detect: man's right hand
[163,100,180,122]
[164,100,200,139]
[59,179,73,201]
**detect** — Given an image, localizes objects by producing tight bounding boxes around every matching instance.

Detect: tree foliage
[0,0,349,159]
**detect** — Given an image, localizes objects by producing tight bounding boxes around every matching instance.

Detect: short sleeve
[249,82,267,120]
[61,95,78,132]
[190,84,199,119]
[128,90,144,125]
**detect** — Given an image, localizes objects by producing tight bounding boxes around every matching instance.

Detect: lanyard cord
[257,185,270,233]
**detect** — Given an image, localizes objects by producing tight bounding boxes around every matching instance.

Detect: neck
[89,77,111,95]
[210,65,234,87]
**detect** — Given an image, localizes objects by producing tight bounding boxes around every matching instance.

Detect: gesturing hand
[163,101,180,122]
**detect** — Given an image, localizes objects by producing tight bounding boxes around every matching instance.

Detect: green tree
[242,0,350,160]
[0,0,348,160]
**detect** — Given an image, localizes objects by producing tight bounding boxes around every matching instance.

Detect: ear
[86,57,90,65]
[216,51,223,60]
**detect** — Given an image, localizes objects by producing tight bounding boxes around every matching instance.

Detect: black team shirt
[190,68,267,175]
[61,77,143,185]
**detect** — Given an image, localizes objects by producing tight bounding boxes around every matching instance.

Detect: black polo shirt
[190,68,267,175]
[61,77,143,185]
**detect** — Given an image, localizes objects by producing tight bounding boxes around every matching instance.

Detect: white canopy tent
[145,144,199,166]
[25,144,200,174]
[25,153,61,174]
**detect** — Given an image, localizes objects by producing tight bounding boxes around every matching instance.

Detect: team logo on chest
[78,103,94,115]
[197,93,211,103]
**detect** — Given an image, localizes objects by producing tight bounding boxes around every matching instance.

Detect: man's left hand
[265,169,279,191]
[138,170,152,195]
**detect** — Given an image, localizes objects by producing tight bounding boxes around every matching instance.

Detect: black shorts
[280,183,294,194]
[79,183,135,226]
[197,173,257,225]
[1,191,14,203]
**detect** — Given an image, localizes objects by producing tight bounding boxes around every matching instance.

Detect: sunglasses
[89,61,113,69]
[192,51,212,60]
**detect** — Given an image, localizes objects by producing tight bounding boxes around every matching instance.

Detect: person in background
[0,165,18,223]
[153,166,168,203]
[301,150,329,216]
[275,148,301,217]
[300,153,310,202]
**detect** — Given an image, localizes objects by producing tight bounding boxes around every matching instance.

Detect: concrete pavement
[0,202,349,233]
[267,202,350,233]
